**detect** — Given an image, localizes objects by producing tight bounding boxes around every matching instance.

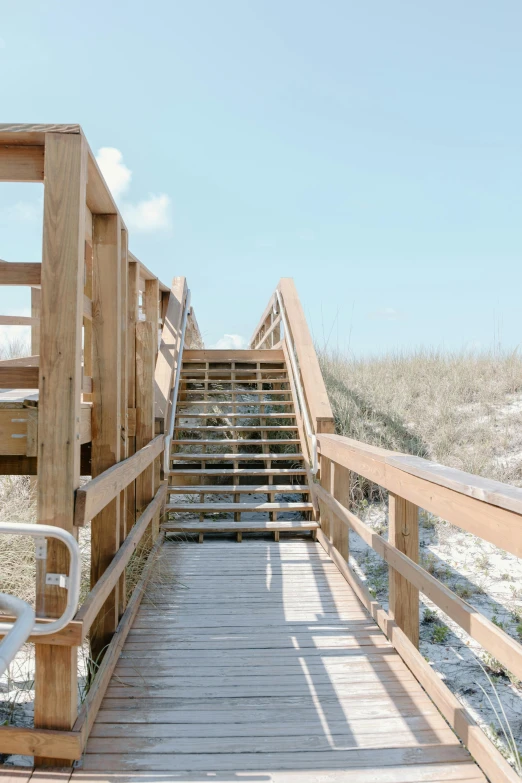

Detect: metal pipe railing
[275,289,318,475]
[163,289,192,474]
[0,593,34,677]
[0,523,81,676]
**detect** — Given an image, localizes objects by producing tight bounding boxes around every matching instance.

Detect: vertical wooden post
[34,132,87,766]
[319,456,332,540]
[126,261,139,536]
[388,493,419,647]
[143,279,160,538]
[136,320,155,544]
[118,228,129,616]
[30,287,40,355]
[332,462,350,560]
[90,214,122,662]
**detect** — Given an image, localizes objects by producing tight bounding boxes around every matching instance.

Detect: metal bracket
[45,573,69,589]
[34,537,47,560]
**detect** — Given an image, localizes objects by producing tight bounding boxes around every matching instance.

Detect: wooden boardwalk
[73,537,485,782]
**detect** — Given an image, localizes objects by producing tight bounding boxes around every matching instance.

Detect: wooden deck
[72,537,485,782]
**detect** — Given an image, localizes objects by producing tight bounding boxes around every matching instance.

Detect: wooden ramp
[74,537,485,782]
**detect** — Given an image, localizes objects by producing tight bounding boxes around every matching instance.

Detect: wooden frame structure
[252,280,522,783]
[0,133,521,781]
[0,124,201,765]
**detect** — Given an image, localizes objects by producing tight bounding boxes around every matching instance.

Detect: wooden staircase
[163,350,318,542]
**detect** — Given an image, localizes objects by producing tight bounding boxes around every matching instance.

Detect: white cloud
[368,307,403,321]
[212,334,248,350]
[95,147,171,233]
[0,198,43,224]
[95,147,131,200]
[123,194,171,233]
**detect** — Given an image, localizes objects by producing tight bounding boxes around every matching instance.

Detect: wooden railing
[251,279,522,783]
[0,124,201,764]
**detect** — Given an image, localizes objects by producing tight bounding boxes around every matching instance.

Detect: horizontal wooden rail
[74,434,164,526]
[317,530,520,783]
[317,433,522,558]
[0,260,41,286]
[0,315,38,326]
[314,481,522,681]
[76,484,166,636]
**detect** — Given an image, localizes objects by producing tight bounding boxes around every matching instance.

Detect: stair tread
[168,468,307,475]
[163,519,319,532]
[175,413,296,418]
[176,426,298,431]
[177,401,294,406]
[181,369,288,375]
[180,391,291,396]
[167,502,313,512]
[171,453,303,461]
[172,439,300,445]
[167,484,310,493]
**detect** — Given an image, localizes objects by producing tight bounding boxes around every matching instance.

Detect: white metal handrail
[275,289,318,475]
[0,593,34,677]
[0,523,81,675]
[164,289,192,474]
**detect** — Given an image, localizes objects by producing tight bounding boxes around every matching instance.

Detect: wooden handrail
[154,276,187,429]
[317,433,522,557]
[74,434,164,526]
[314,481,522,680]
[75,484,167,636]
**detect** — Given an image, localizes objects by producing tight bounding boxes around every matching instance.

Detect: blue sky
[1,1,521,354]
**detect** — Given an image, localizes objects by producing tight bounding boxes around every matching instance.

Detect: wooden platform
[75,537,485,781]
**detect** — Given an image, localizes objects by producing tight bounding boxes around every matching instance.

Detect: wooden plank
[317,433,522,557]
[389,493,419,647]
[0,366,39,387]
[71,764,487,782]
[0,314,38,325]
[184,349,285,362]
[74,435,164,525]
[76,485,167,636]
[253,314,282,349]
[118,227,129,618]
[86,148,118,216]
[0,454,37,474]
[90,213,122,661]
[278,278,335,431]
[78,746,473,772]
[163,520,318,533]
[166,501,312,511]
[171,452,303,460]
[31,286,41,354]
[0,123,81,143]
[313,482,522,681]
[317,530,520,783]
[135,320,155,535]
[0,408,28,455]
[0,355,39,367]
[154,277,186,429]
[0,145,44,181]
[0,261,41,286]
[0,724,80,760]
[34,130,87,766]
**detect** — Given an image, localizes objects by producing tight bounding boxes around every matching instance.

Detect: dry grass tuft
[319,347,522,485]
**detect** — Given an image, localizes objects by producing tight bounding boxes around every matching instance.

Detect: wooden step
[175,426,298,432]
[180,391,292,397]
[172,439,301,446]
[163,519,319,533]
[168,468,307,476]
[177,400,295,407]
[181,369,288,376]
[166,502,313,513]
[167,484,310,494]
[170,453,304,461]
[176,413,296,419]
